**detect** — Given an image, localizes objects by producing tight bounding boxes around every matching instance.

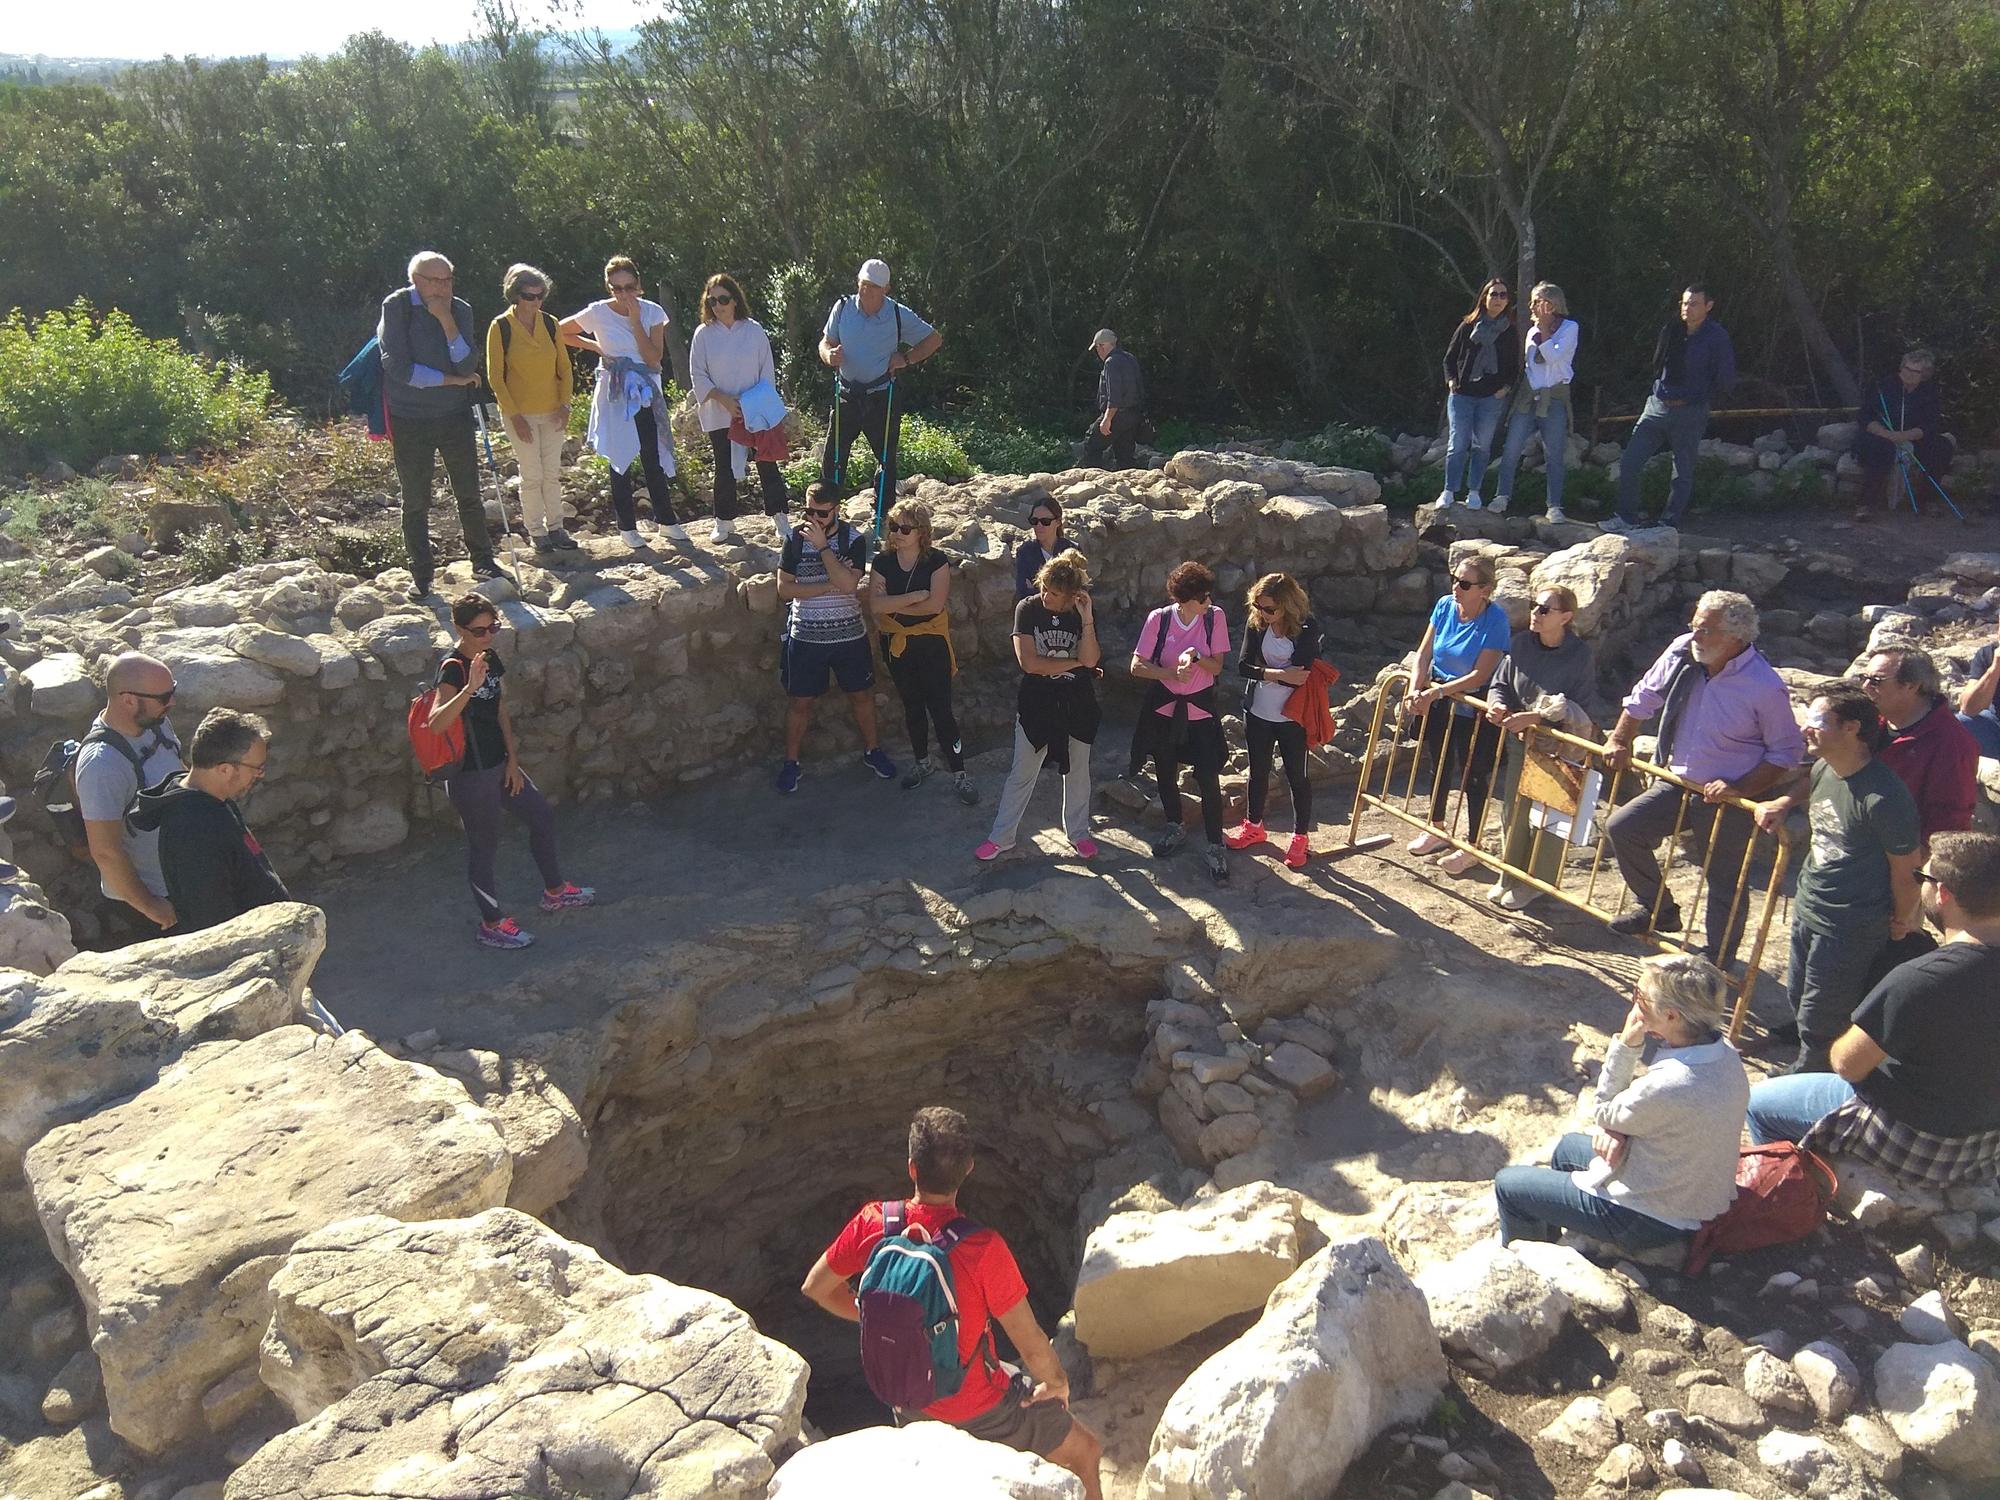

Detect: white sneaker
[774,515,795,542]
[1464,492,1484,511]
[1407,831,1449,856]
[1599,515,1630,534]
[1496,886,1537,911]
[663,524,689,546]
[711,520,736,544]
[1546,506,1567,524]
[621,528,646,550]
[1433,489,1455,508]
[1487,881,1509,902]
[1486,494,1509,514]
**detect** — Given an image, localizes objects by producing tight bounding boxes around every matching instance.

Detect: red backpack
[406,666,465,785]
[1685,1143,1837,1275]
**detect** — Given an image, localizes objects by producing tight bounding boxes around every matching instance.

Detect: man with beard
[76,652,185,933]
[1745,831,2000,1189]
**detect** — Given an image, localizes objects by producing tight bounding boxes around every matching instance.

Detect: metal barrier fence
[1343,670,1791,1040]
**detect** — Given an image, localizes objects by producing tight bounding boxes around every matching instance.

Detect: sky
[9,0,646,62]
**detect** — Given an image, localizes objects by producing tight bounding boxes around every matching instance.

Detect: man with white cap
[1083,329,1144,470]
[819,259,942,531]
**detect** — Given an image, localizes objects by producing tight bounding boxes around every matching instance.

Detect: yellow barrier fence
[1343,669,1790,1040]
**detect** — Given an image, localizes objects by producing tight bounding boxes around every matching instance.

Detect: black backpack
[1147,604,1218,667]
[31,724,155,861]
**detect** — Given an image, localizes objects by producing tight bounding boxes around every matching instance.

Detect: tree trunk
[656,287,694,391]
[1514,209,1537,304]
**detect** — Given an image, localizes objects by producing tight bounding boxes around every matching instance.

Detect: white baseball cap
[858,259,892,287]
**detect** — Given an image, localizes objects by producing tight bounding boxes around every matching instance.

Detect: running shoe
[902,757,934,790]
[1545,506,1567,524]
[621,528,647,550]
[1072,836,1099,858]
[1150,823,1188,858]
[1463,492,1484,511]
[776,760,802,794]
[1204,844,1230,885]
[539,882,596,911]
[1598,515,1631,534]
[711,520,738,544]
[1433,489,1455,508]
[1224,820,1266,850]
[975,840,1010,861]
[862,748,897,780]
[954,771,979,806]
[550,529,582,550]
[1284,833,1310,869]
[471,560,514,584]
[1407,831,1448,856]
[1485,494,1510,514]
[1439,848,1479,876]
[477,917,535,949]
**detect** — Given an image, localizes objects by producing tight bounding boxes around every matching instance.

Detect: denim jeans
[1616,396,1709,525]
[1746,1072,1857,1146]
[1959,712,2000,759]
[1788,918,1888,1072]
[1493,397,1571,512]
[1444,393,1506,496]
[1493,1132,1692,1253]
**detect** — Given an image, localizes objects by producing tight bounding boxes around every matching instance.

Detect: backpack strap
[1147,607,1172,668]
[881,1199,906,1240]
[928,1216,979,1255]
[80,722,149,777]
[1205,606,1218,652]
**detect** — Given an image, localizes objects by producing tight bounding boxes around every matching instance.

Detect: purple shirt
[1622,632,1804,783]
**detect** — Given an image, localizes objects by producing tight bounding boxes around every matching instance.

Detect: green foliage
[950,418,1073,476]
[180,520,272,582]
[1294,422,1394,472]
[0,477,140,547]
[898,420,974,483]
[312,524,403,578]
[0,302,270,468]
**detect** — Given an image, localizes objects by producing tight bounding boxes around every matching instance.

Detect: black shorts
[781,635,874,698]
[930,1382,1075,1459]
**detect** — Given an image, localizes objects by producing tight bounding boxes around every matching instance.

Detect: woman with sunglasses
[1406,555,1509,873]
[689,272,790,546]
[1014,496,1068,601]
[486,263,577,555]
[559,255,683,553]
[1131,561,1232,886]
[428,591,594,949]
[871,499,976,803]
[1227,573,1322,869]
[1435,278,1520,509]
[1484,585,1604,909]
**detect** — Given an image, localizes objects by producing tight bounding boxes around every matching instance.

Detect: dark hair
[1818,683,1884,751]
[803,482,841,512]
[1030,494,1063,526]
[1929,831,2000,919]
[908,1105,975,1193]
[189,707,270,769]
[1461,277,1513,325]
[1684,283,1713,301]
[699,271,750,325]
[1166,560,1216,603]
[603,254,640,288]
[452,591,497,629]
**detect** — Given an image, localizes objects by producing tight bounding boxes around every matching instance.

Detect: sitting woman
[1493,953,1747,1256]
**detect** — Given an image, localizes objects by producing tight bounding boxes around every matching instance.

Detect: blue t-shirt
[1428,595,1510,716]
[823,296,937,387]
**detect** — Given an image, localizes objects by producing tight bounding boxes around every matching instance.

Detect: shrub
[0,478,139,549]
[951,418,1072,475]
[180,521,272,583]
[1295,422,1393,473]
[0,301,272,469]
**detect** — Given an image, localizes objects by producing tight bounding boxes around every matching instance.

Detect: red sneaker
[1284,833,1310,869]
[1223,821,1266,850]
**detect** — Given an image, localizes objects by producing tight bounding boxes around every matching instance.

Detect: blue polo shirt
[823,296,936,387]
[1428,596,1510,716]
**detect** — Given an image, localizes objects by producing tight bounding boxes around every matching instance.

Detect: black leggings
[1155,719,1226,845]
[885,633,963,769]
[708,429,790,520]
[609,406,677,530]
[446,764,561,922]
[1246,715,1311,833]
[1419,706,1500,838]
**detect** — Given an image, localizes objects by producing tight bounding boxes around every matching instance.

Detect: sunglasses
[1858,673,1892,688]
[466,623,501,637]
[1917,869,1939,885]
[609,281,640,293]
[706,291,735,305]
[127,686,176,702]
[805,508,836,520]
[1531,602,1568,615]
[887,522,916,534]
[1253,601,1277,615]
[1031,515,1057,526]
[1451,576,1485,590]
[516,290,546,301]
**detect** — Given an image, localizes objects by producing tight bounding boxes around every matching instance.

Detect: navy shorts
[782,634,874,698]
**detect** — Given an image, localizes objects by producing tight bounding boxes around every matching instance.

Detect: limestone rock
[1415,1241,1569,1376]
[1756,1430,1861,1493]
[1142,1237,1445,1500]
[1743,1348,1813,1416]
[1874,1339,2000,1478]
[236,1255,808,1499]
[1901,1289,1966,1344]
[1593,1441,1654,1488]
[1685,1382,1768,1435]
[1795,1340,1861,1423]
[1263,1040,1337,1097]
[422,1049,587,1217]
[1074,1181,1307,1359]
[1537,1396,1621,1461]
[1507,1241,1633,1327]
[329,801,408,856]
[0,878,77,975]
[25,1024,512,1453]
[1840,1412,1904,1482]
[1195,1111,1261,1165]
[228,626,323,677]
[23,653,101,718]
[40,1346,104,1425]
[768,1422,1081,1497]
[154,634,287,710]
[1380,1182,1500,1274]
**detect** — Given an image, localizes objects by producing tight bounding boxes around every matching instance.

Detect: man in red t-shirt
[802,1105,1103,1498]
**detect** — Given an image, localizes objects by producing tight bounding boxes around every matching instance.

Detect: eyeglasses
[706,291,735,306]
[1031,515,1057,526]
[465,623,501,637]
[516,290,546,301]
[229,759,269,780]
[415,270,454,282]
[887,522,915,534]
[1917,869,1941,887]
[1253,601,1277,615]
[126,686,176,702]
[1450,576,1485,590]
[1858,673,1892,688]
[609,281,640,293]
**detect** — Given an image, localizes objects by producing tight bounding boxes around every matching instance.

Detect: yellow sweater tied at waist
[877,610,956,673]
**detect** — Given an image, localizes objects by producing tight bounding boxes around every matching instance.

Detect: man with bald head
[379,250,506,600]
[76,652,185,932]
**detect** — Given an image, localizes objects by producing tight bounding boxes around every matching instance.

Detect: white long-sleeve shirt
[688,317,777,432]
[1522,317,1579,391]
[1570,1031,1749,1230]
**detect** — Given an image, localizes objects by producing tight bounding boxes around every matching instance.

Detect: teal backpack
[855,1201,985,1410]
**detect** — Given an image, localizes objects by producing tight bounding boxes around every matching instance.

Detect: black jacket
[128,774,289,934]
[1441,317,1521,399]
[1236,616,1324,717]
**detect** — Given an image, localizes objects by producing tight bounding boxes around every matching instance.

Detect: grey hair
[1873,645,1940,698]
[1694,590,1759,643]
[1638,952,1729,1034]
[1903,348,1937,375]
[1095,332,1117,349]
[407,251,453,281]
[1529,281,1568,317]
[502,263,552,302]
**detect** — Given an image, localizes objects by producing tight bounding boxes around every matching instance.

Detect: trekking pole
[874,376,897,540]
[474,404,525,576]
[1914,455,1968,521]
[1879,392,1919,517]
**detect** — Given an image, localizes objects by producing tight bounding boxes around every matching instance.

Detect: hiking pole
[874,376,897,540]
[474,404,525,576]
[1879,392,1920,517]
[1914,455,1968,521]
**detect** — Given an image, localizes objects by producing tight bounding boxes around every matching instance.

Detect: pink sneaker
[1224,821,1266,850]
[1284,833,1310,869]
[1072,837,1099,859]
[539,882,595,911]
[975,840,1010,862]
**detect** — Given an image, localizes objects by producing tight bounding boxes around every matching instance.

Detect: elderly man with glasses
[129,708,288,937]
[1860,646,1979,853]
[1601,591,1804,966]
[75,652,185,934]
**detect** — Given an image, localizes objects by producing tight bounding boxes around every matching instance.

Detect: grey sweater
[378,287,480,420]
[1490,629,1606,733]
[1572,1033,1749,1230]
